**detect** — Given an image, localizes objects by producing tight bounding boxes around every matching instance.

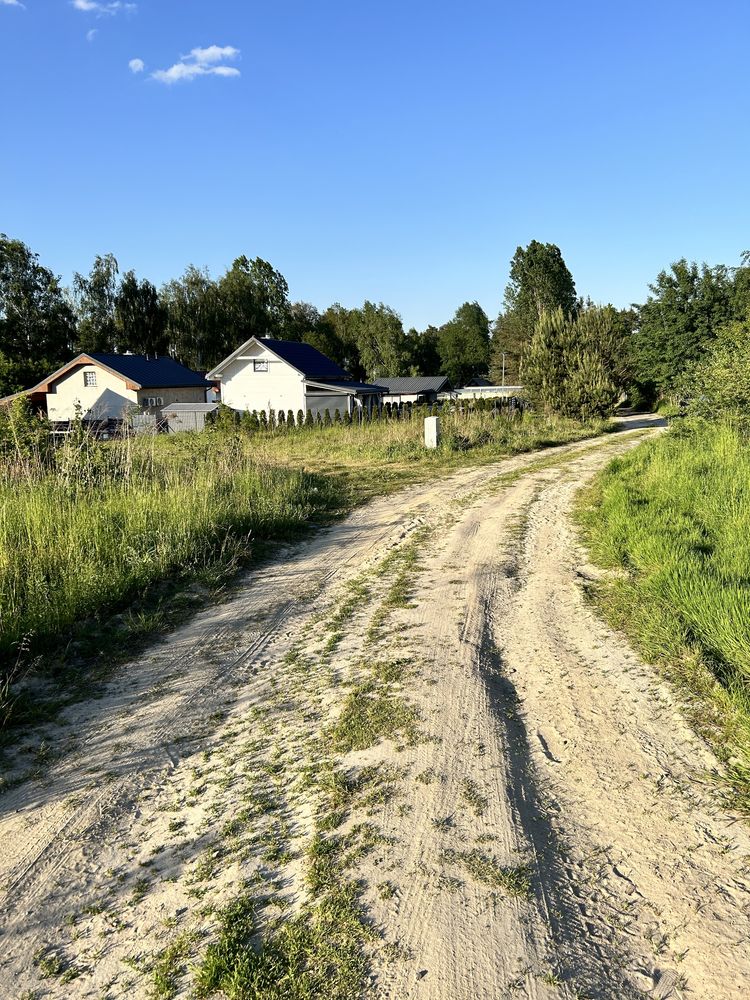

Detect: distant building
[207,337,383,418]
[447,385,524,400]
[160,401,220,433]
[3,353,210,426]
[373,376,450,405]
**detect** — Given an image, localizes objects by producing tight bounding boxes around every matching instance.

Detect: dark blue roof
[306,378,383,394]
[373,376,450,394]
[88,353,209,389]
[261,339,350,379]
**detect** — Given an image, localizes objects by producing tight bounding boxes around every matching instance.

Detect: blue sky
[1,1,749,330]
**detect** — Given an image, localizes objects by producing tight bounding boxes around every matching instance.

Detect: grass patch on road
[577,419,750,810]
[440,848,532,897]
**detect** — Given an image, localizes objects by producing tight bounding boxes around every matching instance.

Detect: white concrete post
[424,415,440,449]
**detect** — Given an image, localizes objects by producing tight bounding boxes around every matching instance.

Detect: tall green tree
[0,235,75,395]
[73,253,119,353]
[320,304,364,377]
[522,305,624,419]
[115,271,168,356]
[438,302,490,385]
[218,256,290,343]
[352,301,408,380]
[406,325,441,376]
[162,265,227,370]
[491,241,577,384]
[489,311,525,385]
[631,259,735,399]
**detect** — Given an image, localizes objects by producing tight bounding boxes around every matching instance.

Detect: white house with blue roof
[7,353,210,424]
[207,337,383,418]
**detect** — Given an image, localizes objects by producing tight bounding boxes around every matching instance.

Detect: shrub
[334,408,342,424]
[287,409,295,428]
[277,409,286,429]
[305,409,314,428]
[297,409,305,428]
[681,314,750,420]
[323,409,332,427]
[240,409,255,433]
[259,410,268,430]
[0,397,52,464]
[522,306,622,420]
[213,404,240,432]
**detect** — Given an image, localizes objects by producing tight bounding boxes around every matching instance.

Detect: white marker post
[424,415,440,449]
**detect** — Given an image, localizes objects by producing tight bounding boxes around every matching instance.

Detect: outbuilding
[160,401,219,433]
[373,375,450,405]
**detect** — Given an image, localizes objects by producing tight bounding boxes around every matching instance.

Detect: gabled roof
[373,376,450,394]
[87,354,209,388]
[207,337,350,381]
[2,353,209,402]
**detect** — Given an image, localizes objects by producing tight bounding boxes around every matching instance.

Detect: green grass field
[577,419,750,808]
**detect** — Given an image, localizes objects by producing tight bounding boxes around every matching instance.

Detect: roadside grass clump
[577,419,750,807]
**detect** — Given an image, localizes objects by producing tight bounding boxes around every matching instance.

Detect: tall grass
[578,419,750,805]
[0,433,330,662]
[240,407,611,474]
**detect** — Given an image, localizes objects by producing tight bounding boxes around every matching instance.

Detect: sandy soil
[2,414,749,999]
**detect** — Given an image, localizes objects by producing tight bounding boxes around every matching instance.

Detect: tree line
[3,231,747,418]
[0,237,495,397]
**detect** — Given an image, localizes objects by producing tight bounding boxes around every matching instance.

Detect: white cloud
[129,57,144,74]
[71,1,136,15]
[1,0,25,8]
[187,45,240,65]
[86,28,98,41]
[151,44,241,85]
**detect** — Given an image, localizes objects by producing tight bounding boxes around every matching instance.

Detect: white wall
[47,364,138,422]
[220,342,306,415]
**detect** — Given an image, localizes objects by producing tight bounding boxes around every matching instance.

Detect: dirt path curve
[1,414,748,999]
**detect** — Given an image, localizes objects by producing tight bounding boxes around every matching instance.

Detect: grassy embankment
[577,419,750,809]
[1,408,609,730]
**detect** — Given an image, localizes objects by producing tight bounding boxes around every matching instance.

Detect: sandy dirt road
[1,414,749,999]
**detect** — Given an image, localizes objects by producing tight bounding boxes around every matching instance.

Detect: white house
[5,353,210,424]
[207,337,383,418]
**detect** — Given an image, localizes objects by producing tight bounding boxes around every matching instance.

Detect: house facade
[207,337,383,418]
[6,353,210,424]
[373,376,450,405]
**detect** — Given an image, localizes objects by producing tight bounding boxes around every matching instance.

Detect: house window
[83,371,97,387]
[253,360,269,372]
